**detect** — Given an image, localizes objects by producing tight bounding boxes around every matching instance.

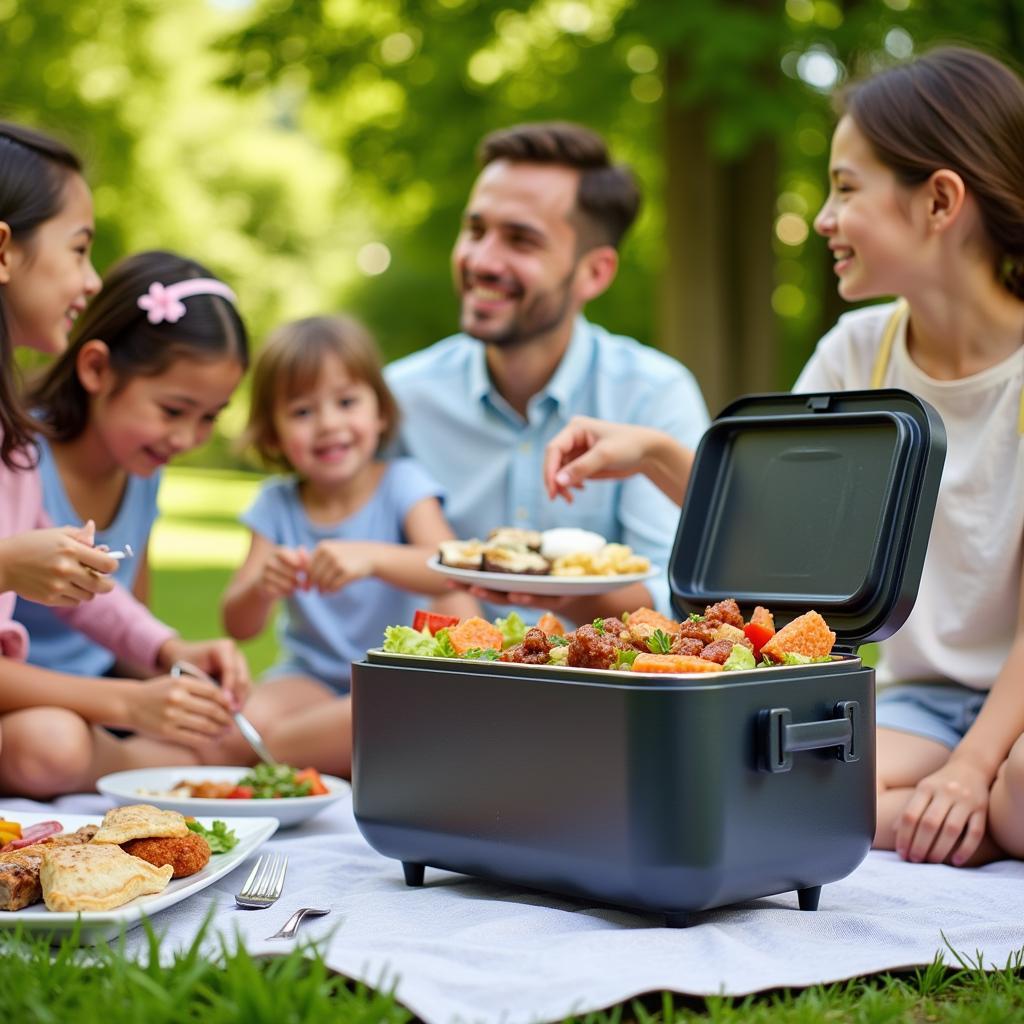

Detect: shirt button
[516,507,529,521]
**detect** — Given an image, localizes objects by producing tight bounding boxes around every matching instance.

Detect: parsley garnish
[688,613,705,623]
[186,819,238,854]
[647,629,673,654]
[463,647,501,661]
[613,649,639,670]
[548,634,570,647]
[592,618,606,635]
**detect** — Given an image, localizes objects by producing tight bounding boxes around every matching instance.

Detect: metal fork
[235,854,287,909]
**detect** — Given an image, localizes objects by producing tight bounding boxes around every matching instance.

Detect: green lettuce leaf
[722,644,756,672]
[187,818,239,854]
[495,612,527,648]
[383,625,439,657]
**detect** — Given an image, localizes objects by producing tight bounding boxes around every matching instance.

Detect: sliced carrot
[295,767,329,796]
[447,616,504,655]
[631,653,724,674]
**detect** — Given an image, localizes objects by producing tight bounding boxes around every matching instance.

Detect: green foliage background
[3,0,1022,461]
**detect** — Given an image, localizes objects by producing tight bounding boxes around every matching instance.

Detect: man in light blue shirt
[386,122,709,621]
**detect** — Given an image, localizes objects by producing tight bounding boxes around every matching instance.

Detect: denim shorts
[876,682,987,750]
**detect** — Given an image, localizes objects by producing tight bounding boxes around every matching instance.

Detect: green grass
[0,924,1022,1023]
[94,467,1024,1019]
[149,466,279,678]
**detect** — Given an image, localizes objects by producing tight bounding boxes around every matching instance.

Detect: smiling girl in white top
[541,47,1024,868]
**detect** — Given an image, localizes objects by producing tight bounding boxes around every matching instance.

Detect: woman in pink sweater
[0,122,249,797]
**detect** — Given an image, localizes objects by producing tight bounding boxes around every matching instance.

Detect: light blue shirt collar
[469,316,594,421]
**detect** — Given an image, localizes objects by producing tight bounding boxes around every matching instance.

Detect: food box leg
[664,911,691,929]
[402,862,425,887]
[797,885,821,912]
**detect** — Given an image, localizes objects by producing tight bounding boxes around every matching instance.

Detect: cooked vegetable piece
[743,621,775,659]
[760,610,835,662]
[411,609,462,635]
[536,612,565,636]
[294,767,329,796]
[632,653,724,674]
[447,617,504,655]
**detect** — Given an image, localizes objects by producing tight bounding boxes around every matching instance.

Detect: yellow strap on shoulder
[869,299,909,389]
[871,298,1024,434]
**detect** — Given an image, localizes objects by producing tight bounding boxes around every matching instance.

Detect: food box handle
[759,701,860,773]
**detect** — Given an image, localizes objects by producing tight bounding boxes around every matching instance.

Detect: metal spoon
[170,660,277,765]
[266,907,331,939]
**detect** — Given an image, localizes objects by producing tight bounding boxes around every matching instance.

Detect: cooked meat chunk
[181,780,237,799]
[677,619,717,645]
[0,824,99,911]
[500,627,553,665]
[567,623,632,670]
[670,635,706,657]
[122,832,211,879]
[703,599,744,629]
[699,639,736,664]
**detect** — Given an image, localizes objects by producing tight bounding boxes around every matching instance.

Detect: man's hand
[0,522,118,606]
[896,758,991,865]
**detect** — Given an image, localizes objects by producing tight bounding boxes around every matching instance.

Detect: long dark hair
[0,122,82,468]
[31,250,249,441]
[840,47,1024,299]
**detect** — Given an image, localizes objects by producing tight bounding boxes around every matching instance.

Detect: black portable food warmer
[351,390,946,926]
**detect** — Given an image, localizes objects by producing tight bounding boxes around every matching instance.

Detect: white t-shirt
[795,301,1024,691]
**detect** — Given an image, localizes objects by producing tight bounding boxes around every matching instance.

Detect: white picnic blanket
[5,791,1024,1023]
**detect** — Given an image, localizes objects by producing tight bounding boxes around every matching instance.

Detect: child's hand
[306,540,375,594]
[0,522,119,606]
[157,637,252,711]
[895,758,991,865]
[258,545,309,599]
[543,417,658,503]
[128,672,235,748]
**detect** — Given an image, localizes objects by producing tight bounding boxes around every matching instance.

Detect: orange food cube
[447,616,504,655]
[625,607,680,634]
[631,653,724,674]
[760,610,835,662]
[749,605,775,631]
[536,612,566,636]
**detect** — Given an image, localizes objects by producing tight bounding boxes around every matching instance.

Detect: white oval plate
[427,556,660,597]
[96,765,349,829]
[0,808,277,943]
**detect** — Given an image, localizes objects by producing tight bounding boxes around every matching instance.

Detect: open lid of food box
[668,389,946,652]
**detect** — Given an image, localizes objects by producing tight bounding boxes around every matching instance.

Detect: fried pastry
[41,844,172,912]
[91,804,189,845]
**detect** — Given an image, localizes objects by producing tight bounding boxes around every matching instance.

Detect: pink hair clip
[137,279,237,325]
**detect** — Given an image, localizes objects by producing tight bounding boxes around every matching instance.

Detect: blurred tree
[220,0,1024,413]
[5,0,1023,429]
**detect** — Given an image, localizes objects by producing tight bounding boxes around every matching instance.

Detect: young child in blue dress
[14,249,247,682]
[220,315,472,775]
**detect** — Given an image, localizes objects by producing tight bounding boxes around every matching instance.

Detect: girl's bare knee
[0,709,92,799]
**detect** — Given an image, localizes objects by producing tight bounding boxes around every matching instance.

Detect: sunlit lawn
[149,466,279,678]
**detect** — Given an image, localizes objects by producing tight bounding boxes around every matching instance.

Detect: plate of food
[431,526,658,596]
[96,764,349,829]
[0,805,276,942]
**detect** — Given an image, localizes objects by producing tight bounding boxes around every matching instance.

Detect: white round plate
[96,765,349,829]
[427,556,659,597]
